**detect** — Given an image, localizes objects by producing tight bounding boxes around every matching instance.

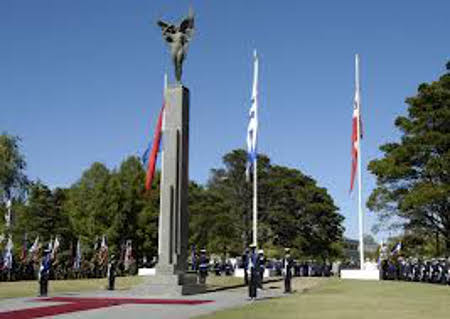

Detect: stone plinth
[340,269,380,281]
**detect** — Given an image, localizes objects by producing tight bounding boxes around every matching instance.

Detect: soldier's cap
[44,249,51,253]
[258,249,264,254]
[200,249,206,253]
[284,248,291,252]
[249,244,257,248]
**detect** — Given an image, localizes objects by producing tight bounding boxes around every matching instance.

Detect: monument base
[137,271,206,296]
[340,269,380,281]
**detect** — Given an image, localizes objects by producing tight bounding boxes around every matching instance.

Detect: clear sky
[1,0,449,242]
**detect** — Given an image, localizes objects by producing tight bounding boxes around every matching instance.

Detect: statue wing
[157,20,170,29]
[179,14,194,33]
[157,20,176,34]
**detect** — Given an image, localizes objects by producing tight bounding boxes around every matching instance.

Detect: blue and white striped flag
[246,50,259,181]
[391,242,402,255]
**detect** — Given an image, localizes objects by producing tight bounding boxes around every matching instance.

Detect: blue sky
[1,1,449,242]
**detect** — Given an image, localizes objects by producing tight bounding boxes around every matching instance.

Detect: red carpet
[0,297,213,319]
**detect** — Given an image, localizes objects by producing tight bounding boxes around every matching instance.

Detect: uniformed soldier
[198,249,209,284]
[282,248,294,293]
[107,254,117,290]
[257,249,265,289]
[379,243,389,280]
[38,249,51,297]
[248,244,258,300]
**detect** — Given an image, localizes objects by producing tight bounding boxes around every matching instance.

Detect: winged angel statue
[157,8,195,83]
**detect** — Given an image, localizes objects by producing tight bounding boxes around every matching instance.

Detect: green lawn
[0,274,247,299]
[0,276,144,299]
[197,279,450,319]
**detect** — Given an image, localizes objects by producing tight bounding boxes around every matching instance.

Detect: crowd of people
[377,242,450,285]
[190,245,334,300]
[0,236,136,283]
[380,257,450,284]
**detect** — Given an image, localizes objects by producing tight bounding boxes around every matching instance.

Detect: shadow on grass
[204,278,283,294]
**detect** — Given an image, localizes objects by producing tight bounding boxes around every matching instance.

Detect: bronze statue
[157,8,195,83]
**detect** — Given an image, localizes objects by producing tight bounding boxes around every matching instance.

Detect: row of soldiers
[380,257,450,284]
[244,245,294,300]
[193,246,294,300]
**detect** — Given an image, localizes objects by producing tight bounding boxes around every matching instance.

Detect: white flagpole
[355,54,364,270]
[252,50,259,247]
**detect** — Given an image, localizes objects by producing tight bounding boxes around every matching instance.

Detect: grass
[206,275,247,291]
[0,276,144,299]
[0,274,255,299]
[196,278,450,319]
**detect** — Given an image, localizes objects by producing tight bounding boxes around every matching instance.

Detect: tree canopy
[190,149,344,260]
[368,62,450,255]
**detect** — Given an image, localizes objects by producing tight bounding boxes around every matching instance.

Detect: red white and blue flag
[350,55,363,192]
[144,75,167,191]
[144,103,165,191]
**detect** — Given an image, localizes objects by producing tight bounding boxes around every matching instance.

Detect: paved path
[0,278,305,319]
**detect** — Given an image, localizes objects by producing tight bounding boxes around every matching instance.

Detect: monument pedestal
[145,84,205,295]
[140,272,205,295]
[340,262,380,281]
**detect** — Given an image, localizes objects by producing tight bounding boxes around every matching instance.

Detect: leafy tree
[189,182,237,256]
[190,149,344,260]
[368,62,450,255]
[0,134,28,235]
[0,134,27,201]
[14,182,71,244]
[66,162,111,241]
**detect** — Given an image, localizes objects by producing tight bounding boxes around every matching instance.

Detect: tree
[368,62,450,255]
[0,134,27,201]
[14,182,71,244]
[190,149,344,260]
[0,134,28,234]
[66,162,111,242]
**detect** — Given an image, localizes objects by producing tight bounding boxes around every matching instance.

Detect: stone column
[140,84,204,295]
[156,84,190,275]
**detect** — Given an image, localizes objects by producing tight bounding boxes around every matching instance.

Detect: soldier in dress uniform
[282,248,294,293]
[198,249,209,284]
[257,249,265,289]
[379,243,389,280]
[107,254,117,290]
[248,244,258,300]
[38,249,51,297]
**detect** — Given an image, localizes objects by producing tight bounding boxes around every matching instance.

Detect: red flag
[350,106,359,192]
[350,90,363,191]
[350,54,363,192]
[145,103,165,190]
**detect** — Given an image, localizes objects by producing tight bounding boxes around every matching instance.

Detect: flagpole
[355,54,364,270]
[253,156,258,247]
[252,50,259,248]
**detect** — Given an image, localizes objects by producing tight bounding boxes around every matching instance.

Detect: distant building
[343,238,379,262]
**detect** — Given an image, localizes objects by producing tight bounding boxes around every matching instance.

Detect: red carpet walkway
[0,297,214,319]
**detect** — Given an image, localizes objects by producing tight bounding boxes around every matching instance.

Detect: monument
[143,8,204,295]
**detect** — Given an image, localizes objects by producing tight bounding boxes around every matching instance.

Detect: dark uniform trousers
[39,273,49,297]
[107,263,116,290]
[284,272,292,293]
[248,268,258,298]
